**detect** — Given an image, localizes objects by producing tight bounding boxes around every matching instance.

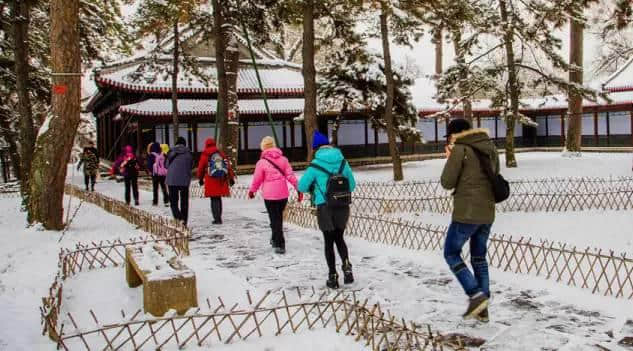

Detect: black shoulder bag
[469,147,510,203]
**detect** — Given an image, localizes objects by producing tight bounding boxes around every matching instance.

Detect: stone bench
[125,244,197,317]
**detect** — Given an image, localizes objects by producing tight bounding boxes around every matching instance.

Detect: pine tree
[209,0,279,167]
[1,0,130,217]
[318,46,421,159]
[9,0,41,205]
[28,0,81,229]
[133,0,209,144]
[431,0,606,167]
[274,0,362,161]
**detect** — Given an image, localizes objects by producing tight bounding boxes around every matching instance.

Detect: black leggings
[84,173,96,190]
[265,199,288,248]
[152,175,169,205]
[323,228,349,274]
[124,177,139,204]
[210,197,223,222]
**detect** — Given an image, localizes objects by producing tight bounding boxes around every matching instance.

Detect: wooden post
[290,120,296,148]
[560,112,565,146]
[434,118,438,146]
[364,118,369,150]
[282,120,288,150]
[244,121,249,150]
[477,116,481,128]
[630,110,633,146]
[545,115,549,142]
[136,120,142,156]
[593,109,599,146]
[164,123,170,146]
[494,115,499,139]
[606,111,611,145]
[374,126,379,156]
[243,121,249,164]
[192,122,198,153]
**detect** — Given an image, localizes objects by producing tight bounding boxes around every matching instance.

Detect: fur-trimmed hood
[451,128,496,158]
[450,128,490,143]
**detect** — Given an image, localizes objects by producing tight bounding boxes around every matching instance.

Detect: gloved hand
[229,178,235,187]
[297,192,304,203]
[198,178,204,186]
[248,191,255,199]
[76,165,81,171]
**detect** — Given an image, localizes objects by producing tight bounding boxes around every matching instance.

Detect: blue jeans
[444,222,491,298]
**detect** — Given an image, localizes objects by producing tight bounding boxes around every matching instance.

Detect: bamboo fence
[64,184,190,255]
[189,177,633,213]
[47,186,461,350]
[49,289,461,351]
[284,203,633,301]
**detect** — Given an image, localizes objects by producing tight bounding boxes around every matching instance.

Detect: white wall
[337,120,366,146]
[197,123,216,150]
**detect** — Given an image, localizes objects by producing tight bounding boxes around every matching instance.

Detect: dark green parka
[440,129,500,224]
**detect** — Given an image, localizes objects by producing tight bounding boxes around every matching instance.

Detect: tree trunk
[302,0,318,161]
[566,14,584,153]
[0,110,22,180]
[380,3,403,181]
[451,29,473,122]
[434,29,442,77]
[500,0,519,168]
[28,0,81,229]
[10,0,36,201]
[171,22,180,144]
[226,34,240,169]
[213,0,228,149]
[332,101,347,146]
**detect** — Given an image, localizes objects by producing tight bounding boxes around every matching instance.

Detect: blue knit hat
[312,131,329,150]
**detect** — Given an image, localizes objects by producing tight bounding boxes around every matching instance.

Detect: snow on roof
[602,56,633,92]
[119,98,305,117]
[418,90,633,115]
[95,59,303,95]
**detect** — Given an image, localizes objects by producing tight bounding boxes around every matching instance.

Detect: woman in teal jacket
[298,131,356,289]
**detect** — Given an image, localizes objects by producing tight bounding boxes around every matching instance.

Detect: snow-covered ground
[63,152,633,350]
[0,195,148,350]
[2,152,632,350]
[351,152,633,182]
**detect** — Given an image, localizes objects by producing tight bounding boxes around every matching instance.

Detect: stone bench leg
[125,247,143,288]
[143,276,198,317]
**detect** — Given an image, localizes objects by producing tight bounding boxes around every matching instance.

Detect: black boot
[342,260,354,284]
[274,246,286,254]
[476,308,489,323]
[326,273,339,289]
[462,293,489,320]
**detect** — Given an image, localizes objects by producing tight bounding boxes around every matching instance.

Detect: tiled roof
[603,57,633,92]
[119,98,304,117]
[95,58,303,95]
[419,90,633,116]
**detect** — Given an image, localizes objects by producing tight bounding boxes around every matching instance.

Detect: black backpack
[470,147,510,203]
[309,161,352,207]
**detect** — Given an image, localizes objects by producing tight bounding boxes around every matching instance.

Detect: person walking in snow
[113,145,140,206]
[248,136,301,254]
[197,138,235,224]
[147,142,170,207]
[77,142,99,192]
[166,137,193,225]
[298,131,356,289]
[440,118,500,322]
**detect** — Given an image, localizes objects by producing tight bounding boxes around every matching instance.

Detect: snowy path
[65,173,633,350]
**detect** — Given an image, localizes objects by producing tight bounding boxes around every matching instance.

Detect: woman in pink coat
[248,136,302,254]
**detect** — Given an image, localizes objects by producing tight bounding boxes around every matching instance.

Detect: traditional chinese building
[417,58,633,149]
[88,28,633,165]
